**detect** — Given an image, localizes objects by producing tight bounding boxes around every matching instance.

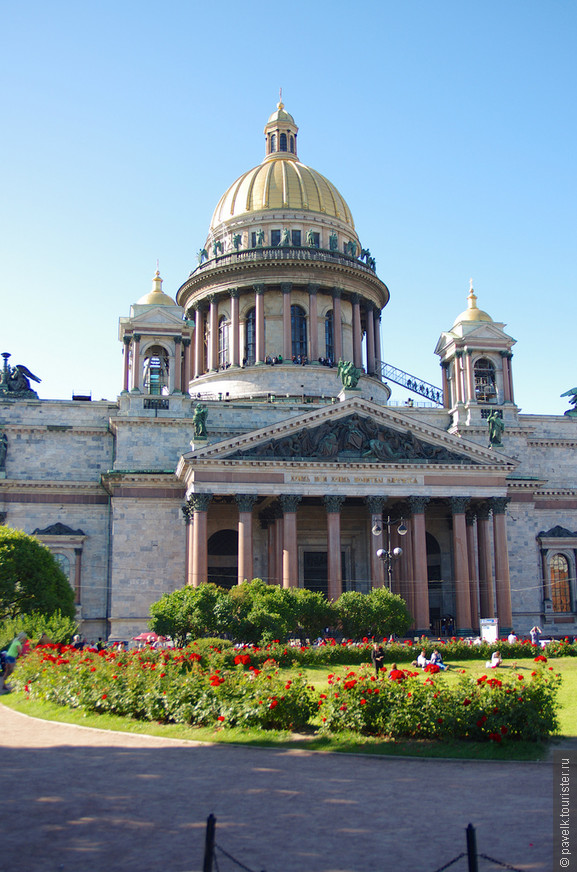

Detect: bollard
[203,813,216,872]
[466,823,478,872]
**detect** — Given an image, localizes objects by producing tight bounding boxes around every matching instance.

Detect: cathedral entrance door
[303,551,328,598]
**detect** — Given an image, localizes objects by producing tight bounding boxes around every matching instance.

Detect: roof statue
[337,360,363,390]
[561,387,577,417]
[0,353,41,400]
[487,409,505,446]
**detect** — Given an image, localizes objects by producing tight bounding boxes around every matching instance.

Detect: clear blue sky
[1,0,575,414]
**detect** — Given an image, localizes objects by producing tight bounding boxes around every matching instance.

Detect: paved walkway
[0,704,557,872]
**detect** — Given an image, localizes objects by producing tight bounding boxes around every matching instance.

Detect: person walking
[0,632,28,694]
[530,625,542,647]
[370,642,385,677]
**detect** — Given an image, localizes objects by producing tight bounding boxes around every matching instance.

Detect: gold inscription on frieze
[286,473,419,485]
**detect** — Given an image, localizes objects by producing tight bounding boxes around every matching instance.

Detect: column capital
[350,292,360,305]
[187,493,212,512]
[174,335,182,345]
[475,501,492,521]
[182,337,191,347]
[365,496,387,514]
[491,496,510,515]
[279,493,302,513]
[324,495,345,513]
[332,286,343,299]
[253,283,265,296]
[230,287,240,298]
[440,360,450,369]
[133,333,141,342]
[455,350,463,359]
[466,348,474,356]
[207,293,217,305]
[235,493,258,512]
[123,335,131,346]
[450,496,470,514]
[465,510,477,526]
[181,504,194,524]
[408,495,430,514]
[308,283,319,296]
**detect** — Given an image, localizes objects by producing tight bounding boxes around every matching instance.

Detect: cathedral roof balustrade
[188,245,380,278]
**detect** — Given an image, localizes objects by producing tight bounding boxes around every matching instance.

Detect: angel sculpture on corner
[0,353,41,399]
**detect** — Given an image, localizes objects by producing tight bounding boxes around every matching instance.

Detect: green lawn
[2,656,575,761]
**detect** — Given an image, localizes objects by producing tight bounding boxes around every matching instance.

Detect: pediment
[186,397,516,469]
[129,307,185,327]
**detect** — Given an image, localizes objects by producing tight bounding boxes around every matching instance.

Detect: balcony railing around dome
[190,245,378,277]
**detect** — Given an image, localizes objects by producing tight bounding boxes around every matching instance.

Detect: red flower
[425,664,440,674]
[463,698,471,706]
[340,704,347,711]
[269,699,278,709]
[360,699,367,705]
[489,732,502,743]
[344,679,357,689]
[437,718,443,724]
[500,726,508,735]
[534,654,547,663]
[217,716,225,722]
[101,694,107,700]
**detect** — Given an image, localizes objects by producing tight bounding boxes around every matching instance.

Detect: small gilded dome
[137,271,176,306]
[266,100,296,127]
[452,283,493,327]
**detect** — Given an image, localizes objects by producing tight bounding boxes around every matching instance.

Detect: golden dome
[209,103,356,231]
[452,282,493,327]
[137,271,176,306]
[210,159,355,230]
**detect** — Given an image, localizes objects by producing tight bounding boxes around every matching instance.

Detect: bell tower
[435,282,517,433]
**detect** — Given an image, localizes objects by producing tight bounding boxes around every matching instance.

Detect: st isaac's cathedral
[1,102,576,642]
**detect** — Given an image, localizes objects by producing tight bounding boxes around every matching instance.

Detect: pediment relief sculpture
[227,414,480,464]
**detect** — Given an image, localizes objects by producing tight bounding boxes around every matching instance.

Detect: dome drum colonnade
[181,491,513,635]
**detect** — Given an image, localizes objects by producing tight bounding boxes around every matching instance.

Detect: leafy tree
[291,588,336,640]
[149,583,232,645]
[228,579,295,643]
[0,610,78,650]
[0,527,75,620]
[335,588,411,639]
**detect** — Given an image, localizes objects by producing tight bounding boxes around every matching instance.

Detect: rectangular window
[251,232,257,248]
[291,230,301,246]
[270,229,281,247]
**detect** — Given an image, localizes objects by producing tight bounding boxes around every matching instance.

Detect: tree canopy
[0,527,76,620]
[149,579,411,644]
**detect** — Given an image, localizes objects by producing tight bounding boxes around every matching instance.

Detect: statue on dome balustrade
[197,248,208,265]
[281,228,291,246]
[329,232,338,251]
[232,234,242,251]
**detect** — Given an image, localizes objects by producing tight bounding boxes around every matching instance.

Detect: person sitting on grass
[416,649,430,669]
[0,632,28,694]
[429,649,448,670]
[486,650,502,669]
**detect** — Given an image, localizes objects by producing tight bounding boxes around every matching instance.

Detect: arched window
[325,310,334,362]
[280,132,287,152]
[54,553,71,579]
[270,133,276,153]
[245,308,256,365]
[143,345,169,395]
[474,358,497,402]
[290,135,295,153]
[218,316,229,369]
[291,305,307,358]
[550,554,572,612]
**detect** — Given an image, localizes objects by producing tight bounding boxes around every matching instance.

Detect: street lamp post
[373,516,408,591]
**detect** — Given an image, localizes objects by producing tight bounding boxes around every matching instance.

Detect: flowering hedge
[316,665,561,741]
[13,645,315,731]
[11,644,562,742]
